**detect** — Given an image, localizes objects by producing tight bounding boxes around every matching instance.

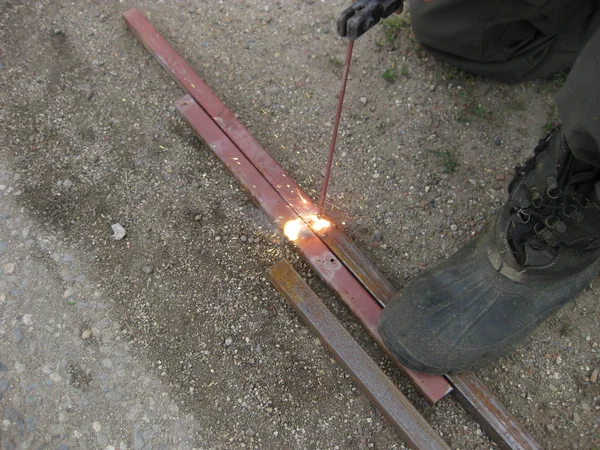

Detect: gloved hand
[337,0,404,40]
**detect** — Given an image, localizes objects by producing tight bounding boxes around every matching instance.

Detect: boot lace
[508,132,600,265]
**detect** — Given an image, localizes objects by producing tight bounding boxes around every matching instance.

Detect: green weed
[328,56,343,68]
[540,70,569,94]
[400,62,409,77]
[431,150,458,174]
[382,60,397,82]
[454,87,490,122]
[560,323,575,337]
[509,96,527,111]
[381,15,410,43]
[544,103,559,133]
[445,66,479,83]
[470,103,489,118]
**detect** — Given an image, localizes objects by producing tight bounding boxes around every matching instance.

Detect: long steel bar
[176,94,449,402]
[268,259,450,450]
[123,7,451,404]
[123,7,396,309]
[318,39,354,216]
[316,249,543,450]
[124,8,541,447]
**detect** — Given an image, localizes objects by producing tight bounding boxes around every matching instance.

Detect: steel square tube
[123,6,397,307]
[175,94,450,403]
[268,259,450,450]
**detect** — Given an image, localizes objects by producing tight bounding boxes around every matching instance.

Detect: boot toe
[378,229,600,374]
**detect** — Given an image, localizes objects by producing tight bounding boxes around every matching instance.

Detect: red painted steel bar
[176,95,451,404]
[269,259,450,450]
[124,9,541,448]
[122,7,396,307]
[123,7,451,404]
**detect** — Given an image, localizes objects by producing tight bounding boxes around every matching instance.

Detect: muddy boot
[378,127,600,374]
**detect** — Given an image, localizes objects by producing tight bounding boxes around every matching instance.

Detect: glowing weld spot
[284,219,302,241]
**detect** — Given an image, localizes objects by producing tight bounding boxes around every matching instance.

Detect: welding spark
[283,215,331,242]
[306,215,330,232]
[297,191,308,204]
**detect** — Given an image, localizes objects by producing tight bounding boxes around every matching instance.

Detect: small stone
[359,97,368,105]
[109,71,118,77]
[215,236,221,242]
[22,314,33,325]
[93,421,102,433]
[545,423,555,432]
[590,367,599,383]
[373,230,383,242]
[493,136,502,147]
[425,185,431,193]
[495,173,506,181]
[245,428,255,437]
[62,179,73,188]
[240,235,247,242]
[224,338,233,347]
[81,329,93,340]
[0,62,4,70]
[142,266,153,274]
[429,85,436,91]
[3,263,15,274]
[52,28,62,35]
[450,224,458,231]
[194,214,202,221]
[13,328,24,344]
[111,223,126,240]
[86,89,94,100]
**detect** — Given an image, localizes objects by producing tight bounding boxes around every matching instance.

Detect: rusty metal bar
[122,7,449,403]
[268,259,450,450]
[313,249,542,450]
[124,9,541,448]
[175,94,451,404]
[447,373,541,450]
[122,7,395,307]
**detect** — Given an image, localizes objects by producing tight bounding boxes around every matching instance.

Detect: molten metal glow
[307,215,330,232]
[283,215,331,241]
[284,219,303,241]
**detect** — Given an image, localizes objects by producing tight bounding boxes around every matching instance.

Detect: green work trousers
[409,0,600,165]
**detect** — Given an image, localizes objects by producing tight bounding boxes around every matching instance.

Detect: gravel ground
[1,1,599,449]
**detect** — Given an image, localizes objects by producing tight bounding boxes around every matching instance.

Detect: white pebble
[93,421,102,433]
[111,223,126,240]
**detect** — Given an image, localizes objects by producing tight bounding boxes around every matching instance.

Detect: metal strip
[447,373,542,450]
[268,259,450,450]
[175,95,450,404]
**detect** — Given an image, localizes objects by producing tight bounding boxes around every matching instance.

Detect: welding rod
[318,39,354,216]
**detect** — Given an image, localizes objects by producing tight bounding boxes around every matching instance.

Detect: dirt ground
[1,0,599,449]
